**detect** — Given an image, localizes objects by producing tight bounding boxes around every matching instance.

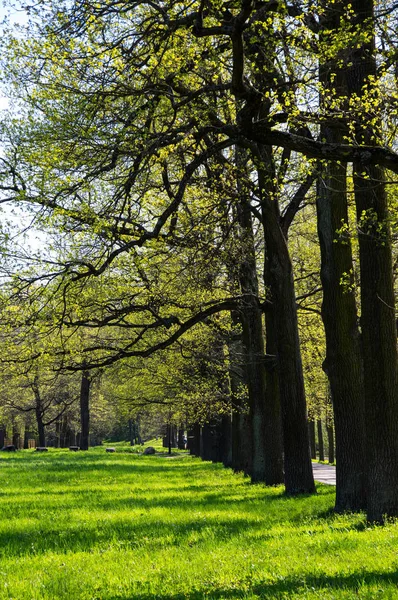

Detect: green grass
[0,449,397,599]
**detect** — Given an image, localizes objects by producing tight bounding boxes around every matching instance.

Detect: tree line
[0,0,397,523]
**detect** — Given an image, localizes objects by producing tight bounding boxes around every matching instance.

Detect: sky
[0,2,47,255]
[0,1,29,109]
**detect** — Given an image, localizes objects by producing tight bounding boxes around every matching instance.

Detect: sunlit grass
[0,448,397,599]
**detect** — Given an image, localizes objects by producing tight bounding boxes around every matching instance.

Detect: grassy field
[0,446,397,599]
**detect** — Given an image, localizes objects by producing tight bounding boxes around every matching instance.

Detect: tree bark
[237,167,283,484]
[80,370,91,451]
[178,427,185,450]
[36,409,45,447]
[327,421,335,465]
[187,423,200,456]
[55,419,60,448]
[200,423,212,461]
[317,419,324,462]
[259,157,315,494]
[228,327,251,473]
[316,0,367,511]
[345,0,398,522]
[221,413,233,468]
[263,302,284,484]
[32,379,46,447]
[129,419,134,446]
[166,423,172,455]
[0,426,5,448]
[308,419,316,460]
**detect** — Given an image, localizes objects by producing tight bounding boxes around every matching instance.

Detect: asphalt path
[312,462,336,485]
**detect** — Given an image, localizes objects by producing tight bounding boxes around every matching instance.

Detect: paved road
[312,462,336,485]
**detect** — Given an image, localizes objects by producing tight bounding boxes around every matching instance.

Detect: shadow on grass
[0,513,266,558]
[0,451,342,561]
[109,570,398,600]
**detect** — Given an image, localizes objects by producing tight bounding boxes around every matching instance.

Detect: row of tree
[0,0,396,522]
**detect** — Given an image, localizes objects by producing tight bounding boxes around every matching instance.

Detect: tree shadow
[0,452,357,564]
[0,513,266,558]
[111,570,398,600]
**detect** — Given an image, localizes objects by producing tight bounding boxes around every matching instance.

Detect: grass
[0,448,397,599]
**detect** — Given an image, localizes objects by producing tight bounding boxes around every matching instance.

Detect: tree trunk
[178,427,185,450]
[12,425,20,449]
[33,381,46,447]
[221,413,233,468]
[316,2,367,511]
[228,335,251,473]
[0,426,5,448]
[166,424,172,455]
[327,421,335,465]
[263,288,284,484]
[80,370,90,451]
[136,415,142,445]
[171,424,177,448]
[129,419,134,446]
[317,419,324,462]
[345,0,398,522]
[36,409,45,447]
[187,423,200,456]
[237,174,283,484]
[259,160,315,494]
[200,423,212,461]
[55,419,60,448]
[308,419,316,460]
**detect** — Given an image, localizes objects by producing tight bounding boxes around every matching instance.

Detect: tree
[1,0,398,508]
[344,0,398,522]
[316,0,367,512]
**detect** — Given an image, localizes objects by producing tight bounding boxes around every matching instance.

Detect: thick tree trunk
[263,287,284,484]
[80,370,91,451]
[0,426,5,448]
[317,3,367,511]
[317,154,367,510]
[237,183,283,484]
[317,420,324,462]
[239,293,268,481]
[259,166,315,494]
[345,0,398,522]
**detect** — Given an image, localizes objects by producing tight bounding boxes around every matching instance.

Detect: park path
[312,462,336,485]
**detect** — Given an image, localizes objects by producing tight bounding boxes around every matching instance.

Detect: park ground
[0,444,397,600]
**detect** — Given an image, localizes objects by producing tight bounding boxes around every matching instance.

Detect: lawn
[0,446,397,599]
